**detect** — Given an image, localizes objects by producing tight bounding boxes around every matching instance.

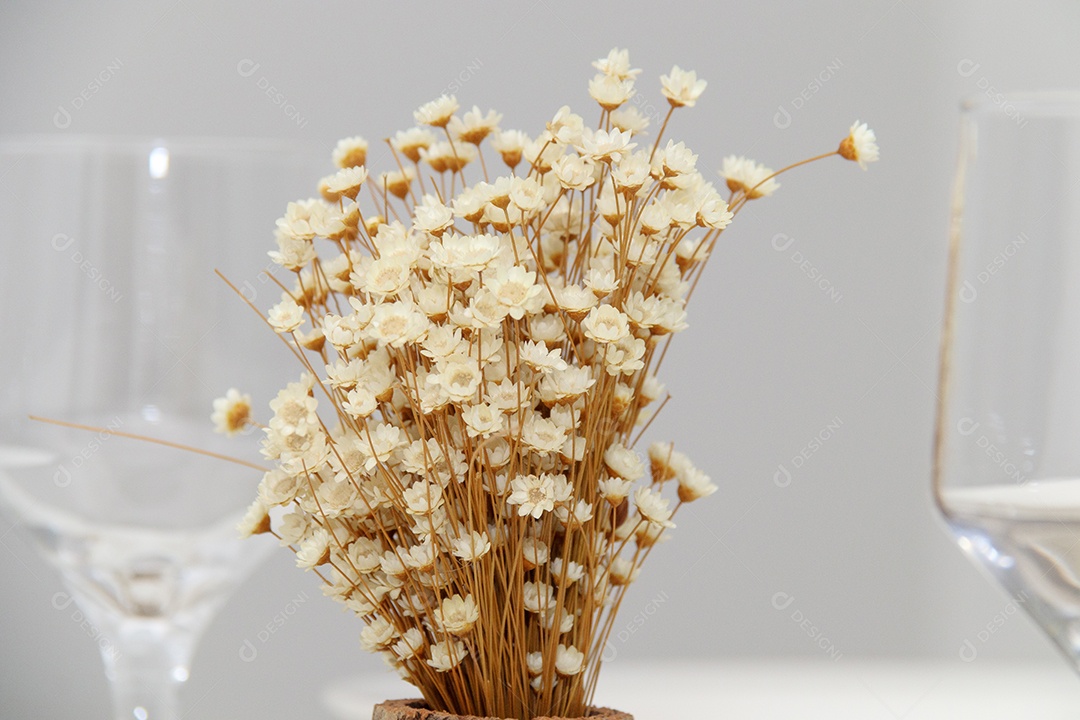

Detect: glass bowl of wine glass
[0,135,319,720]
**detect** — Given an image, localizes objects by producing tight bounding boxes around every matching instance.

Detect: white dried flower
[332,136,369,168]
[839,120,879,169]
[634,487,676,529]
[426,639,468,672]
[660,66,707,108]
[555,644,585,676]
[414,95,459,128]
[721,155,779,199]
[268,297,304,334]
[438,594,479,636]
[212,388,251,437]
[507,473,558,519]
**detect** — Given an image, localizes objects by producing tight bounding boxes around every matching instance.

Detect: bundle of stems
[218,47,877,719]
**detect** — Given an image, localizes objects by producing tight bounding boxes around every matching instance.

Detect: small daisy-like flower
[547,106,585,146]
[697,190,733,230]
[507,473,557,518]
[378,166,416,199]
[391,628,424,661]
[555,644,585,676]
[521,416,570,456]
[366,300,429,348]
[553,284,599,320]
[522,580,555,614]
[556,498,594,527]
[451,530,491,562]
[634,486,676,529]
[449,106,502,145]
[391,127,436,163]
[609,556,640,585]
[550,557,585,585]
[660,66,707,108]
[593,48,641,80]
[581,304,631,345]
[584,268,619,298]
[538,366,595,406]
[461,402,505,438]
[332,136,368,168]
[720,155,779,199]
[552,154,597,192]
[491,129,530,169]
[488,265,542,319]
[268,296,304,334]
[598,476,633,506]
[603,442,645,482]
[518,340,569,374]
[237,498,271,537]
[610,106,650,135]
[212,388,252,437]
[589,74,635,111]
[526,651,544,676]
[578,127,636,163]
[413,194,455,236]
[521,537,550,569]
[422,141,478,173]
[268,232,316,271]
[678,466,718,502]
[320,165,368,201]
[429,356,484,403]
[402,481,444,515]
[296,527,331,569]
[360,256,413,298]
[359,616,398,652]
[612,153,651,193]
[838,120,879,170]
[639,201,672,235]
[426,639,468,672]
[414,95,459,128]
[438,594,479,636]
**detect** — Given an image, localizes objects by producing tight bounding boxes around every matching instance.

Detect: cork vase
[371,699,633,720]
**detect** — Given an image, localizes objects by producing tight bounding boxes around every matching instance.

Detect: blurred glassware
[935,92,1080,673]
[0,136,319,720]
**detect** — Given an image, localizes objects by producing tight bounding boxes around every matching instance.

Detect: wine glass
[0,136,317,719]
[934,92,1080,669]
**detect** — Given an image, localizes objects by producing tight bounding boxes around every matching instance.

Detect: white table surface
[323,660,1080,719]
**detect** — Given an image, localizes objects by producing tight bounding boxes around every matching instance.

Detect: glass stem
[99,620,192,720]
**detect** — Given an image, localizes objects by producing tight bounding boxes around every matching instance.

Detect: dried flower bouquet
[216,48,878,719]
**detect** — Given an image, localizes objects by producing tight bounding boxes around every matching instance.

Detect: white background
[1,1,1078,717]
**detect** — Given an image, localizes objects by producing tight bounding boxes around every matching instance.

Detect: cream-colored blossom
[660,66,707,108]
[451,530,491,562]
[438,594,479,636]
[414,95,459,128]
[212,388,252,437]
[634,486,676,529]
[555,644,585,676]
[721,155,779,199]
[332,136,368,168]
[839,120,879,169]
[426,639,468,672]
[507,473,557,518]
